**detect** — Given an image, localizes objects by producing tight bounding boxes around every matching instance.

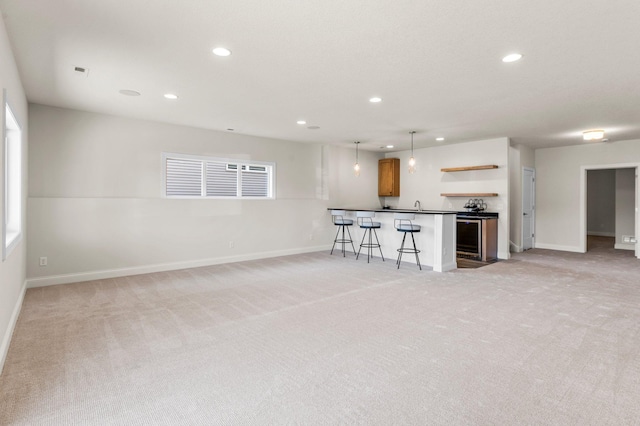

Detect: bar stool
[330,210,356,257]
[356,211,385,263]
[394,213,422,270]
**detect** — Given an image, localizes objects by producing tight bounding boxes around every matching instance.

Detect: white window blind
[163,153,274,199]
[166,158,202,196]
[241,165,268,197]
[206,161,237,197]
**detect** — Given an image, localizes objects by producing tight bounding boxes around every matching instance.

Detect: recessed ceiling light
[502,53,523,63]
[119,89,141,96]
[227,128,235,131]
[297,120,307,125]
[164,93,178,100]
[307,125,320,130]
[583,129,605,140]
[436,137,445,141]
[212,47,232,57]
[369,97,382,103]
[386,145,394,148]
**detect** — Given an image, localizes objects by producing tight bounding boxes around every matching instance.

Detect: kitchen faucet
[414,200,422,211]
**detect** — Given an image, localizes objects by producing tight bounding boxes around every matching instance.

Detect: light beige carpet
[1,243,639,425]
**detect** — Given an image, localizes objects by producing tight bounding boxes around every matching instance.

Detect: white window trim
[3,91,23,261]
[161,152,276,200]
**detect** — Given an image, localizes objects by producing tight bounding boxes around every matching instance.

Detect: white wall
[535,139,640,253]
[0,12,28,373]
[615,168,635,249]
[586,169,616,236]
[385,137,510,259]
[27,104,382,286]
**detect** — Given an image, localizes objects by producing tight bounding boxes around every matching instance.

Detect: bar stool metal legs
[355,211,384,263]
[394,213,422,270]
[330,210,356,257]
[396,229,421,270]
[357,226,385,262]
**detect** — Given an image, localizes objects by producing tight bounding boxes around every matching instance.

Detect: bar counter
[327,208,457,272]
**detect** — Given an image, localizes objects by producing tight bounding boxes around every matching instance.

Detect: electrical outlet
[229,241,234,249]
[308,234,313,241]
[39,257,47,267]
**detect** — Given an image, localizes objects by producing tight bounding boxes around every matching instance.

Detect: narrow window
[3,97,22,260]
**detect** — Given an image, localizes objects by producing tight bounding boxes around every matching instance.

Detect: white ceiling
[1,0,639,152]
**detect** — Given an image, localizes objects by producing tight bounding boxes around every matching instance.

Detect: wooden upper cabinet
[378,158,400,197]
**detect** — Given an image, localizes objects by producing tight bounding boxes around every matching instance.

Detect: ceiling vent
[74,66,89,78]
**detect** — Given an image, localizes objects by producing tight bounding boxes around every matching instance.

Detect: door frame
[521,167,535,251]
[580,163,639,258]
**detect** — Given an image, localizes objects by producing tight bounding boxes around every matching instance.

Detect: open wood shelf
[441,165,498,172]
[441,193,499,197]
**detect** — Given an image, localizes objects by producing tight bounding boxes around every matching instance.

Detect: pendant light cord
[410,131,415,156]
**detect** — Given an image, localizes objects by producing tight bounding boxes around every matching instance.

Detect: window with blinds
[163,153,274,199]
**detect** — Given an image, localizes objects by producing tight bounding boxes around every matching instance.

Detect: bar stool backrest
[393,213,416,228]
[356,211,375,227]
[331,210,348,225]
[394,213,415,230]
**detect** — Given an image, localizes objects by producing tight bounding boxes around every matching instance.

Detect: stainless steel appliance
[456,217,498,261]
[457,219,482,259]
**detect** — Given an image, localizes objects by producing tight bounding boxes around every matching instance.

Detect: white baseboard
[614,243,635,251]
[510,242,522,253]
[26,245,333,288]
[587,231,615,237]
[0,280,27,375]
[435,261,458,272]
[534,242,584,253]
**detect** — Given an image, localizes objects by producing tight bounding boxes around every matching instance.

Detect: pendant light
[353,141,361,177]
[583,129,605,141]
[408,131,416,174]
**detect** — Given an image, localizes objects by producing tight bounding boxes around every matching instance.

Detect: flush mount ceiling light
[119,89,141,96]
[164,93,178,100]
[296,120,306,125]
[408,131,416,174]
[369,97,382,103]
[212,47,232,57]
[436,137,445,141]
[386,145,394,148]
[502,53,523,63]
[583,129,605,140]
[354,141,361,177]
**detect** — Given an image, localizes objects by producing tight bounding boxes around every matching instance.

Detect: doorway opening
[581,165,638,258]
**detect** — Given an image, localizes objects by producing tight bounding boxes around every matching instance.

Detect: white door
[522,167,535,250]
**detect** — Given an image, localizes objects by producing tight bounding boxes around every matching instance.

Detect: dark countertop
[328,207,456,215]
[328,208,499,219]
[456,211,499,219]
